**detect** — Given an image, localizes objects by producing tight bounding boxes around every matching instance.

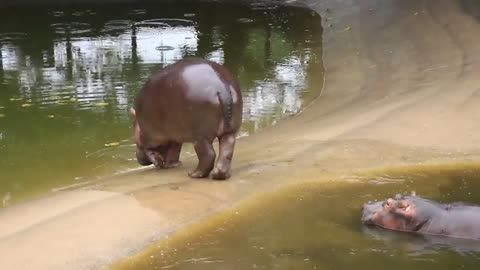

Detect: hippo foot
[159,161,182,169]
[188,170,210,178]
[211,168,230,180]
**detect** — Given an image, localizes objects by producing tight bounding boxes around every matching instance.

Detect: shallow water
[111,164,480,270]
[0,1,323,205]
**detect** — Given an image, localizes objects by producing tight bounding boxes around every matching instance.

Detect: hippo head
[136,146,169,167]
[361,192,440,233]
[130,107,168,167]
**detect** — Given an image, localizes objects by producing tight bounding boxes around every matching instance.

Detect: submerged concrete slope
[1,0,480,269]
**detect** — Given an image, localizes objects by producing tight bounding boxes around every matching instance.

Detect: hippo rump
[361,193,480,240]
[130,57,243,180]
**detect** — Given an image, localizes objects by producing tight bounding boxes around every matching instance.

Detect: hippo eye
[384,198,395,209]
[384,201,391,209]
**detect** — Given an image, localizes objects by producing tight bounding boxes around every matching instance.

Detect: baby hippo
[130,57,243,180]
[361,192,480,240]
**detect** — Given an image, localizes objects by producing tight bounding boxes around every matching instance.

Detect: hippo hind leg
[189,138,216,178]
[211,133,236,180]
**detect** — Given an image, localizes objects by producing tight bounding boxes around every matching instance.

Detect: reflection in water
[110,164,480,270]
[0,2,324,205]
[362,226,480,256]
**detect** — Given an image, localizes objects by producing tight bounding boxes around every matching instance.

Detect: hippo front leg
[136,146,166,167]
[189,139,216,178]
[145,149,164,168]
[162,142,183,168]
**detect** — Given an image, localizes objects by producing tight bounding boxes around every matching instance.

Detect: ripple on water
[156,45,176,51]
[135,18,195,29]
[32,78,129,109]
[72,11,85,17]
[0,32,28,43]
[237,18,254,23]
[129,9,147,16]
[51,22,93,36]
[249,2,279,10]
[101,20,134,36]
[48,11,65,17]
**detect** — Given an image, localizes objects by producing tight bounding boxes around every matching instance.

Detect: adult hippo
[361,193,480,240]
[130,57,243,180]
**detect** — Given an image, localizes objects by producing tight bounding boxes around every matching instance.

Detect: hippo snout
[361,204,373,223]
[361,203,367,213]
[361,201,383,224]
[136,147,153,166]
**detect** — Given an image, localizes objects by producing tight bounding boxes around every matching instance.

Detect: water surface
[0,1,323,205]
[111,164,480,270]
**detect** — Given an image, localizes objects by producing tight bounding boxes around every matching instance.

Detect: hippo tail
[217,85,234,134]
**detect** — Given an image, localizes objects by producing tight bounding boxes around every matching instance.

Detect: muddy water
[111,164,480,270]
[0,2,323,205]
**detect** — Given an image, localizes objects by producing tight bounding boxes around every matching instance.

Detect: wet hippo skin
[361,193,480,240]
[130,57,243,180]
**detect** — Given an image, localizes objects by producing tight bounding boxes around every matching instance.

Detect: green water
[111,164,480,270]
[0,2,324,205]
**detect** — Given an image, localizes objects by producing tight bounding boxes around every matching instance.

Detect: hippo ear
[130,107,136,118]
[397,200,409,209]
[392,200,412,218]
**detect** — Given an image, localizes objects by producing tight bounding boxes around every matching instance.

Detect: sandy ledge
[1,0,480,269]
